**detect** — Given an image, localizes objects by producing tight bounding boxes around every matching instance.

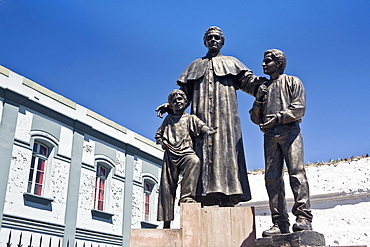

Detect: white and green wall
[0,66,163,247]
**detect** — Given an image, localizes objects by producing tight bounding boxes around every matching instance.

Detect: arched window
[144,181,153,222]
[92,156,114,212]
[28,141,50,196]
[26,131,58,198]
[94,163,109,211]
[142,175,158,225]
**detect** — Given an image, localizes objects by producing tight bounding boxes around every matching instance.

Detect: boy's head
[263,49,286,75]
[167,89,188,114]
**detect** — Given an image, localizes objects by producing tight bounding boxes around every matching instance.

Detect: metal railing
[5,232,105,247]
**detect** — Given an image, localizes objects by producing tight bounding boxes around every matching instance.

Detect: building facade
[0,66,163,247]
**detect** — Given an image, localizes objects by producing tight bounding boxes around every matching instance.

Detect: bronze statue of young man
[158,26,266,206]
[250,49,313,237]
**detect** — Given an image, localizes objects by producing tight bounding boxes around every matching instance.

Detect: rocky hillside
[246,156,370,245]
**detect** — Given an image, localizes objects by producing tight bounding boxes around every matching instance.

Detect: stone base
[130,229,182,247]
[255,230,325,247]
[130,203,256,247]
[197,205,256,247]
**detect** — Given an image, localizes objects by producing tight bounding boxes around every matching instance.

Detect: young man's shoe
[292,218,312,232]
[262,223,290,237]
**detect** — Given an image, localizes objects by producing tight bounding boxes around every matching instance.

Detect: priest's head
[203,26,224,53]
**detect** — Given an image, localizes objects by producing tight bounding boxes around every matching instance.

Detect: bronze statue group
[155,26,312,237]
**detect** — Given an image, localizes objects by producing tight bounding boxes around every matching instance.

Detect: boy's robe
[156,113,205,221]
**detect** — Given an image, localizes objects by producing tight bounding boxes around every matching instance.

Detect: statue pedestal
[130,203,256,247]
[255,230,325,247]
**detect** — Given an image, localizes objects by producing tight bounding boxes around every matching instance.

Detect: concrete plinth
[130,203,256,247]
[130,229,182,247]
[199,205,255,247]
[255,230,325,247]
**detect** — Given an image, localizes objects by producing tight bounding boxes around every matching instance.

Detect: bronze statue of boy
[156,89,216,228]
[250,49,313,237]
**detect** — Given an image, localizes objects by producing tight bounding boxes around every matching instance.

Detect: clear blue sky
[1,1,369,170]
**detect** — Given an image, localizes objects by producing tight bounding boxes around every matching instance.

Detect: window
[91,157,114,222]
[27,142,49,196]
[24,133,57,207]
[93,164,108,211]
[141,176,158,228]
[144,181,152,222]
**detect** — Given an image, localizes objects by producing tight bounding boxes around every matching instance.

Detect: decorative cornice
[2,214,65,237]
[134,133,162,151]
[75,227,122,245]
[86,109,127,134]
[22,77,76,109]
[0,66,10,77]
